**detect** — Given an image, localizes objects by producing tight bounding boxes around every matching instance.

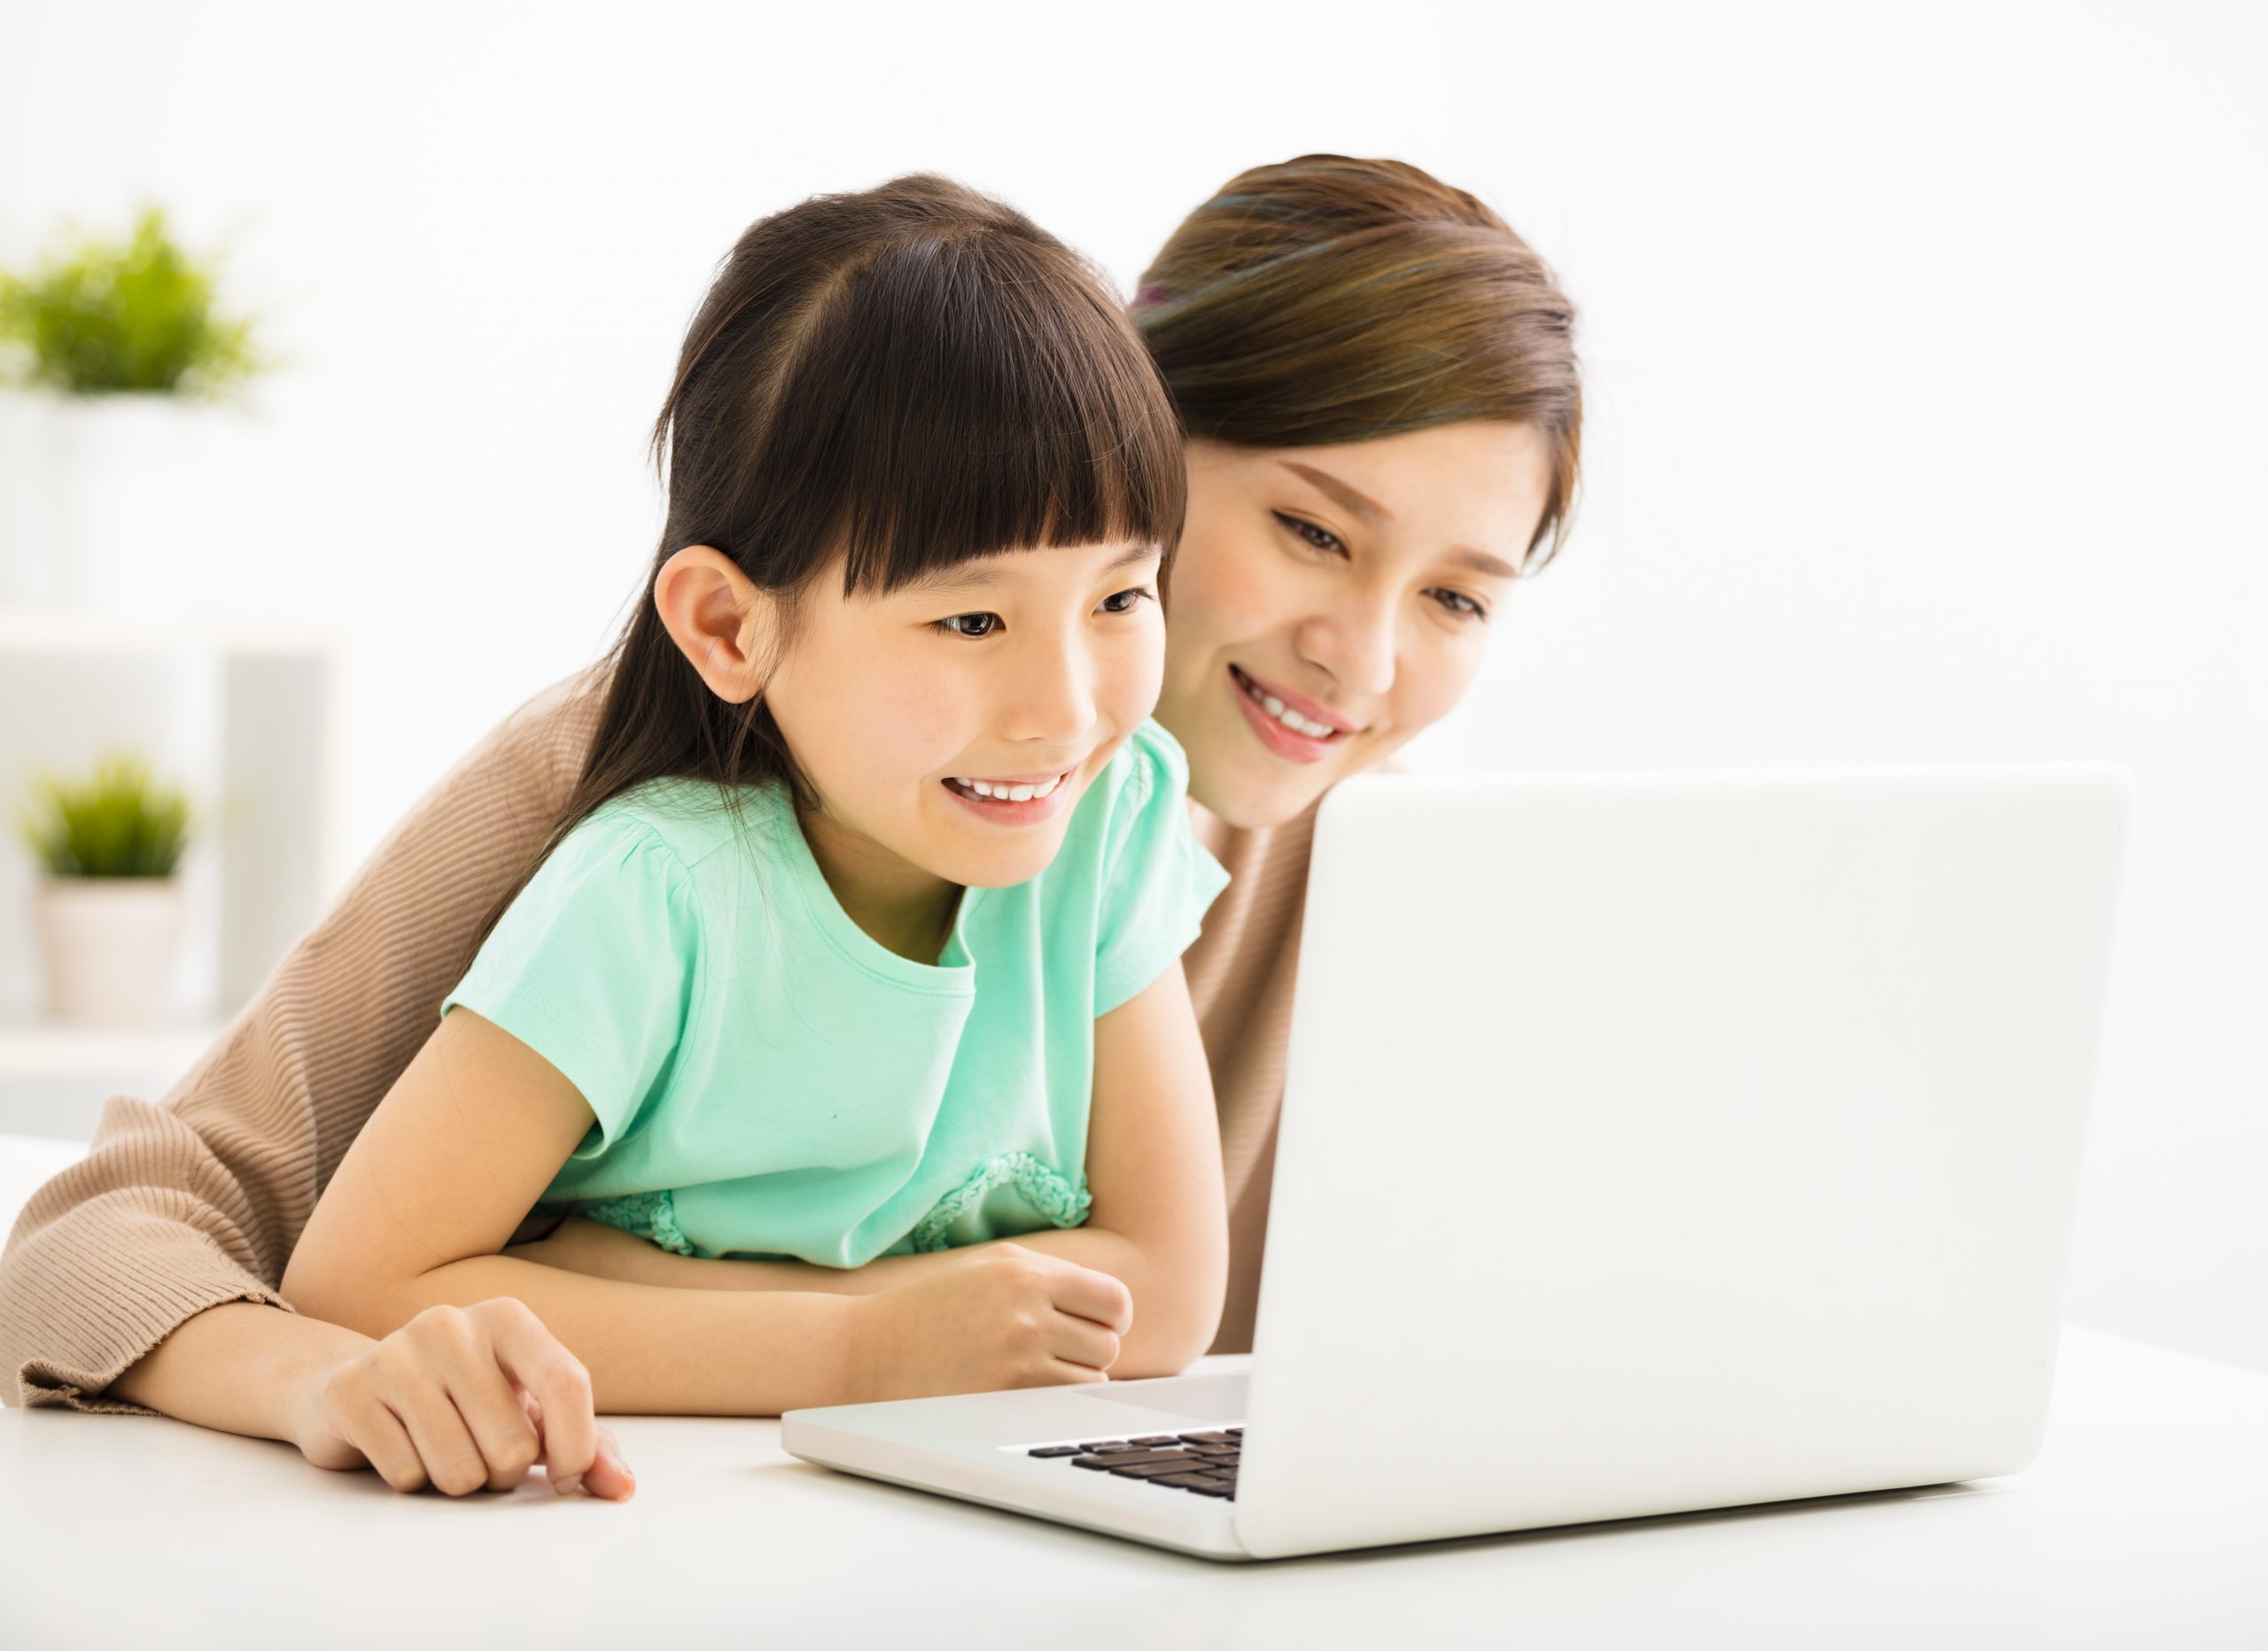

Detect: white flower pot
[32,876,187,1026]
[41,393,206,614]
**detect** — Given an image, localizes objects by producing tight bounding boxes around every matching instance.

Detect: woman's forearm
[103,1301,377,1444]
[297,1253,860,1415]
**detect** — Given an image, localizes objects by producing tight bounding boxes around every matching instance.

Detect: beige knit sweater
[0,664,1330,1410]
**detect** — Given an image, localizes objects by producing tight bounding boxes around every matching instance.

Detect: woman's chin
[1187,758,1335,831]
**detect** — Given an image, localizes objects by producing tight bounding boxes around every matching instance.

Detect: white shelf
[0,1014,229,1081]
[1,609,347,1136]
[0,605,348,657]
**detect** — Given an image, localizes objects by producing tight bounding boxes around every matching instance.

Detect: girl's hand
[847,1242,1135,1401]
[287,1297,637,1499]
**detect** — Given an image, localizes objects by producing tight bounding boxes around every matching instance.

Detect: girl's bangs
[769,234,1187,596]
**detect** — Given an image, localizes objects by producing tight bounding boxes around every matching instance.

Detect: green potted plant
[0,204,273,611]
[13,750,194,1026]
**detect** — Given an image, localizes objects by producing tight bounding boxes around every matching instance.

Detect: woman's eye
[1273,511,1347,557]
[1099,588,1155,615]
[1431,588,1487,621]
[936,612,1000,639]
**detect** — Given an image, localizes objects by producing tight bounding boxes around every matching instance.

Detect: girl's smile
[940,763,1081,825]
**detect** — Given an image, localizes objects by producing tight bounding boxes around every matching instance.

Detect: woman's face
[1154,421,1556,828]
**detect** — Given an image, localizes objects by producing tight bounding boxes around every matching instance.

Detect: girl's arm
[509,961,1230,1377]
[1006,958,1228,1375]
[279,1005,859,1415]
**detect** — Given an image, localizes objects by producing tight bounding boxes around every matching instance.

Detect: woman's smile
[1228,663,1357,765]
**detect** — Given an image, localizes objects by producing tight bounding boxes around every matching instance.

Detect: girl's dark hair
[458,173,1184,978]
[1131,153,1582,573]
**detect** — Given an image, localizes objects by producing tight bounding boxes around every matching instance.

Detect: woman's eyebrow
[1279,459,1521,580]
[1280,459,1388,523]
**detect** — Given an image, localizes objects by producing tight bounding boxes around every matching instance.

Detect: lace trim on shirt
[908,1151,1093,1253]
[579,1188,696,1257]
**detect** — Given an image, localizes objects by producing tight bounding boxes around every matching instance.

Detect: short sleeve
[1092,720,1233,1017]
[439,811,701,1150]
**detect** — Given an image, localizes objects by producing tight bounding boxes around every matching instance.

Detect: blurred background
[0,1,2260,1369]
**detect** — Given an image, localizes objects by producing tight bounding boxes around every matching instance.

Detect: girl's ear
[653,545,781,705]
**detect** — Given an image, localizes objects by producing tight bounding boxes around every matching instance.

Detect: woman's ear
[653,545,779,705]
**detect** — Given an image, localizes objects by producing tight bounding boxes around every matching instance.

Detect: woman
[0,154,1581,1499]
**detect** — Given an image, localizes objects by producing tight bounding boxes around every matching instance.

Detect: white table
[4,1141,2264,1648]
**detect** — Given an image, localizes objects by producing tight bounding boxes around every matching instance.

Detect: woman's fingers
[440,1345,546,1493]
[478,1298,633,1499]
[383,1369,493,1497]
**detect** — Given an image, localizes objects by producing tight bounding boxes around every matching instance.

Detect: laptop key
[1075,1449,1193,1469]
[1128,1435,1183,1447]
[1107,1459,1216,1479]
[1026,1445,1084,1458]
[1177,1431,1236,1445]
[1076,1441,1130,1452]
[1151,1472,1219,1490]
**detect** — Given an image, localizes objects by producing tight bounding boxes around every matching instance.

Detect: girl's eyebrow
[900,541,1160,595]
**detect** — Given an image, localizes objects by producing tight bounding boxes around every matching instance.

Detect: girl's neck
[794,801,963,965]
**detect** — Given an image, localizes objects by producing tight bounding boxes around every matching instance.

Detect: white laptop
[781,764,2132,1561]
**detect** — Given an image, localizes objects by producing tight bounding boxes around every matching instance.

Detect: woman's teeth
[950,773,1064,802]
[1237,670,1340,739]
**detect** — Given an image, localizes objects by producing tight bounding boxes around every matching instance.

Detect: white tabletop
[3,1143,2263,1647]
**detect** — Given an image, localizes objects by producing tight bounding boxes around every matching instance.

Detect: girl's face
[1154,422,1557,829]
[761,537,1167,896]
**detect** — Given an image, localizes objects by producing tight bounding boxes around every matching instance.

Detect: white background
[1,1,2261,1369]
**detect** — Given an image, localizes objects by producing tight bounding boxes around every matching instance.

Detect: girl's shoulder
[1093,716,1194,815]
[576,773,795,876]
[1052,717,1218,897]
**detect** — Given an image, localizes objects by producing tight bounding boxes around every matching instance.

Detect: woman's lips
[1228,664,1341,765]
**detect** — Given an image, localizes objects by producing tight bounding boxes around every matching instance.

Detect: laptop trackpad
[1065,1373,1247,1422]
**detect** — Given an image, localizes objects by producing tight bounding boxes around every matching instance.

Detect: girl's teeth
[957,774,1062,802]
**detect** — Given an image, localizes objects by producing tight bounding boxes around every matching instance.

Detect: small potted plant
[14,750,195,1026]
[0,205,272,611]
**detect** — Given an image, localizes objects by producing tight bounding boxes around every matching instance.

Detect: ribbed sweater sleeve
[0,666,608,1410]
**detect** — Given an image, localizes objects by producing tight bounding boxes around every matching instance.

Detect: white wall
[2,1,2261,1369]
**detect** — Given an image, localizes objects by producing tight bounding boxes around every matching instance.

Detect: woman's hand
[847,1242,1135,1402]
[286,1297,636,1499]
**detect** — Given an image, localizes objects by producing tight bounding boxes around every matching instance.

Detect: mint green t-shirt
[439,717,1230,1270]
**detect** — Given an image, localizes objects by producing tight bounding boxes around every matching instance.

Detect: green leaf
[12,749,193,877]
[0,205,271,399]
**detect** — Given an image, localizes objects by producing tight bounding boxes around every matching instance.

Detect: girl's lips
[1229,665,1340,766]
[939,768,1076,826]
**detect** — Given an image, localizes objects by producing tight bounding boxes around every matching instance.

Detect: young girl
[278,174,1232,1429]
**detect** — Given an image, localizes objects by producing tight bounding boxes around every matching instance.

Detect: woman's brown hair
[1131,153,1582,573]
[457,173,1185,978]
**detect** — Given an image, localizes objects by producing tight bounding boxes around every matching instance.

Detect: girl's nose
[998,642,1098,749]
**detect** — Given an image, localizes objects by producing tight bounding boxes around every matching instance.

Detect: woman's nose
[1297,591,1397,703]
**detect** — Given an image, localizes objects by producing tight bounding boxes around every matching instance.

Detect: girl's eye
[1431,588,1488,621]
[935,612,1001,639]
[1273,511,1347,557]
[1099,588,1155,615]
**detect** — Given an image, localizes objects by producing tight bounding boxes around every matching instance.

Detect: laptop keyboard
[1024,1428,1243,1499]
